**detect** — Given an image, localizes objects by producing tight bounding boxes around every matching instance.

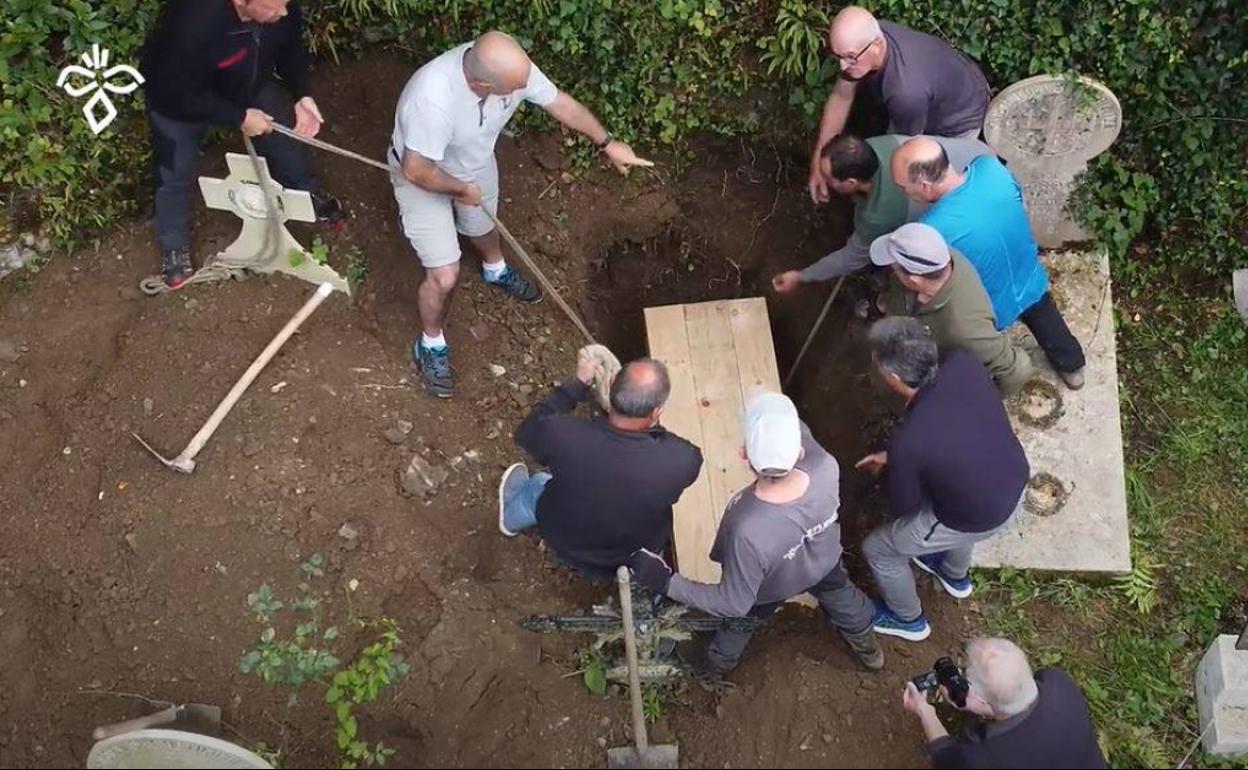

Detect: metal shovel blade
[92,702,223,741]
[606,744,679,769]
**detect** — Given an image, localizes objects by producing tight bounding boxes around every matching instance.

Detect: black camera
[911,656,970,708]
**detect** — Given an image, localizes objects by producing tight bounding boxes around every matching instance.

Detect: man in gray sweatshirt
[630,392,882,675]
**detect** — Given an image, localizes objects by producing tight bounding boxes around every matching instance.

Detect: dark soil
[0,51,980,768]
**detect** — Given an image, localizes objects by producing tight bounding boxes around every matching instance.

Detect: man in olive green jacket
[871,223,1031,396]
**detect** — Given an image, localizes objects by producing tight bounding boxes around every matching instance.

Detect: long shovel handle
[92,705,180,741]
[173,281,334,470]
[616,565,649,752]
[784,275,846,389]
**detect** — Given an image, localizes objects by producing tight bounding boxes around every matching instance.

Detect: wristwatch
[597,131,614,150]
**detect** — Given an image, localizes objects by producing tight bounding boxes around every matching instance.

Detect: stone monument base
[1197,635,1248,757]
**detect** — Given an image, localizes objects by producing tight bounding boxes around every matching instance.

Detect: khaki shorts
[389,154,499,269]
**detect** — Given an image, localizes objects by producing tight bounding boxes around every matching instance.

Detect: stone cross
[199,153,349,294]
[984,75,1122,248]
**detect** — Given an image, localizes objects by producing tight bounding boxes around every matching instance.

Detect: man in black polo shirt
[140,0,345,288]
[498,356,703,581]
[806,6,990,203]
[856,318,1028,641]
[902,637,1107,768]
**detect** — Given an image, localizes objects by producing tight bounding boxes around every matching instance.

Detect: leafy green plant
[641,684,665,724]
[345,244,369,286]
[1114,556,1159,615]
[575,645,608,696]
[240,555,410,768]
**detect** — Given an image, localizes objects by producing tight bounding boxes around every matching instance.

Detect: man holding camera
[903,637,1107,768]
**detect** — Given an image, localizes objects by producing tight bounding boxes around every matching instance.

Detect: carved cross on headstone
[199,152,349,294]
[984,75,1122,248]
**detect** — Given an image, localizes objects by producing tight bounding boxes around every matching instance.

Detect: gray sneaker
[484,265,541,304]
[498,462,529,537]
[840,627,885,671]
[413,341,453,398]
[1059,367,1086,390]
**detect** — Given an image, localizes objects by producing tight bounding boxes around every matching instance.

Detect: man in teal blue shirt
[891,138,1086,389]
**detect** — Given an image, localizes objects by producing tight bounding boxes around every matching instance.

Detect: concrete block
[1196,634,1248,757]
[974,250,1131,573]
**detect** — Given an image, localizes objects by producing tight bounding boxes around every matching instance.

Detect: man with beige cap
[871,222,1032,396]
[390,31,653,398]
[630,392,882,677]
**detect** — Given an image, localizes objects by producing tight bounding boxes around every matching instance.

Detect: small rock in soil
[383,427,408,445]
[0,339,20,363]
[242,437,262,457]
[490,363,507,377]
[509,390,530,409]
[400,453,449,498]
[185,299,199,311]
[123,533,139,555]
[337,523,359,541]
[518,383,534,395]
[470,322,491,342]
[822,733,834,744]
[142,398,154,416]
[534,147,570,171]
[397,419,414,434]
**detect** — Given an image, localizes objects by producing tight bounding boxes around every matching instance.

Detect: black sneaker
[413,341,453,399]
[160,247,193,289]
[311,192,346,231]
[483,265,541,304]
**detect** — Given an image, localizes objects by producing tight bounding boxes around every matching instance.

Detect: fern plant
[1115,555,1159,615]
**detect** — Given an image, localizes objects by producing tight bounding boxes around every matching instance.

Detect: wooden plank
[644,305,720,583]
[728,298,782,399]
[684,302,752,529]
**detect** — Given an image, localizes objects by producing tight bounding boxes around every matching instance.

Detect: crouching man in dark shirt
[902,637,1107,769]
[498,356,703,582]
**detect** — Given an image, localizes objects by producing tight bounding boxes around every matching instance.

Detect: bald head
[828,7,885,79]
[610,358,671,419]
[965,638,1040,718]
[891,137,953,203]
[464,31,532,95]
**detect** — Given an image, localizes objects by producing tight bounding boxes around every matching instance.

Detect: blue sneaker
[872,601,931,642]
[413,341,453,399]
[484,265,541,304]
[912,554,974,599]
[498,463,529,537]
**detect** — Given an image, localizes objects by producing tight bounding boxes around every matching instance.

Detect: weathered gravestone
[198,152,350,294]
[87,729,272,769]
[984,75,1122,248]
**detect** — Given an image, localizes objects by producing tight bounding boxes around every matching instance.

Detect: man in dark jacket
[140,0,344,288]
[499,356,703,581]
[902,637,1107,769]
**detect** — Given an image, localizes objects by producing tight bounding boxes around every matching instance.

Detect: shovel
[607,566,679,769]
[92,702,222,741]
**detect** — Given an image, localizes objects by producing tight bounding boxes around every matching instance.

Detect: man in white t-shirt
[390,31,652,398]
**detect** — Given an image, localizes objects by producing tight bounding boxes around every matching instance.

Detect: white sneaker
[498,462,529,537]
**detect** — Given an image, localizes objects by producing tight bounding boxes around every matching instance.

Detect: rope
[269,122,596,344]
[783,275,846,388]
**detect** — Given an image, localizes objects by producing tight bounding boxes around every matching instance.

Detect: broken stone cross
[198,152,349,294]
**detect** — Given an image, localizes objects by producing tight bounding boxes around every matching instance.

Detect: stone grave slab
[1196,634,1248,757]
[973,249,1131,573]
[88,729,272,769]
[984,75,1121,248]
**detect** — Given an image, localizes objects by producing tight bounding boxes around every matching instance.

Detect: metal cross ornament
[198,153,349,294]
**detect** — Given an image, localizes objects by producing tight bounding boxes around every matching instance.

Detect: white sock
[422,331,447,349]
[482,259,507,280]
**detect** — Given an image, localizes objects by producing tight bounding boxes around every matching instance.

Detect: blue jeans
[502,472,551,534]
[147,80,317,252]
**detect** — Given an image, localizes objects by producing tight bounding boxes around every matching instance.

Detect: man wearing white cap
[871,222,1032,397]
[629,392,882,676]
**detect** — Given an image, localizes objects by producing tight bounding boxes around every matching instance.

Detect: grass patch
[978,291,1248,768]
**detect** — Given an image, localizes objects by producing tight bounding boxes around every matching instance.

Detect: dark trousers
[706,559,873,671]
[1020,291,1086,373]
[147,80,317,252]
